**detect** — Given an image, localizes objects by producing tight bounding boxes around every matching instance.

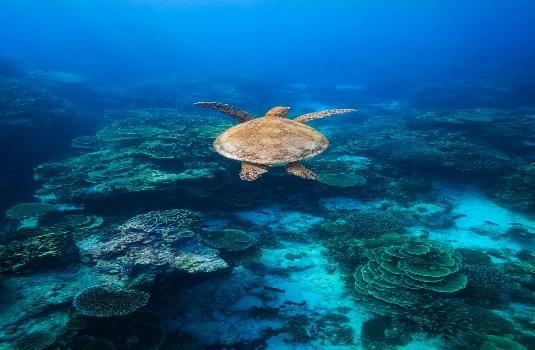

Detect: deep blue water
[1,1,535,350]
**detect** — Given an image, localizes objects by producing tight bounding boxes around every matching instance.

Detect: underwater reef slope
[1,73,535,350]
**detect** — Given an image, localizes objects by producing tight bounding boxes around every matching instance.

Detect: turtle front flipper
[293,108,356,123]
[286,162,317,180]
[194,102,254,123]
[240,162,269,181]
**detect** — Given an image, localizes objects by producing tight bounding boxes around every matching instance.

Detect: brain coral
[73,286,149,317]
[353,240,467,308]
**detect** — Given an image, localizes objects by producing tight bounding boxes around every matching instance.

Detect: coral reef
[2,68,535,350]
[83,209,228,285]
[33,109,231,203]
[73,286,150,317]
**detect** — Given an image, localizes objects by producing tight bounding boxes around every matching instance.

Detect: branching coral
[118,209,201,243]
[321,210,403,239]
[461,264,507,301]
[0,228,79,275]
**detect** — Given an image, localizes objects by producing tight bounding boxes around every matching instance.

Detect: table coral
[353,240,467,308]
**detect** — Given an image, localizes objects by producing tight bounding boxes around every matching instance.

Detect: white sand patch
[428,184,535,252]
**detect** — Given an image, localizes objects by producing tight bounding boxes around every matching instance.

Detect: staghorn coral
[402,298,472,338]
[321,210,404,266]
[321,209,403,240]
[38,213,103,240]
[398,298,515,342]
[73,286,149,317]
[0,227,79,275]
[461,264,508,302]
[353,240,467,308]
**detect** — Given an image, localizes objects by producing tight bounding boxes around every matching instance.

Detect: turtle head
[264,106,291,119]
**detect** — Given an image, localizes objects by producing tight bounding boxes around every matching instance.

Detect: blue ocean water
[1,1,535,349]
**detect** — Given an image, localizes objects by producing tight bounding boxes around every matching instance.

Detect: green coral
[201,229,253,251]
[353,240,466,308]
[73,286,150,317]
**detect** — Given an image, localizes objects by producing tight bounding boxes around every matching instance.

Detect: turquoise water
[1,1,535,350]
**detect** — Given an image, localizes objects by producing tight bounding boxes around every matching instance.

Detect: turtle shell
[213,117,329,165]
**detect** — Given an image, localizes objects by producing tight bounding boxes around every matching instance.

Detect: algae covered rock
[353,240,467,308]
[73,286,149,317]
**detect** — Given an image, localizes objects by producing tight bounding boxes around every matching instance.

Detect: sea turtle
[194,102,356,181]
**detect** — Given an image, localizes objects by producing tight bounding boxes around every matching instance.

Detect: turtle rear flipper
[240,162,269,181]
[286,162,317,180]
[194,102,254,123]
[294,108,356,123]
